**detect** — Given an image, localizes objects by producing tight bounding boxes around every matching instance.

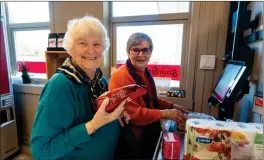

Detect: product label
[196,137,212,144]
[57,38,63,48]
[164,133,176,142]
[254,144,263,159]
[254,133,263,159]
[48,38,56,48]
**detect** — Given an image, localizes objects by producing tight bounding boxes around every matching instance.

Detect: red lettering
[116,63,180,80]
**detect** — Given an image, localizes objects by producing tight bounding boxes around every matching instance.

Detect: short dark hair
[126,32,153,53]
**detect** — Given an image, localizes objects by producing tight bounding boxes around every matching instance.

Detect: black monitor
[212,60,247,103]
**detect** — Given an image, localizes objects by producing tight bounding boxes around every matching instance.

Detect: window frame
[3,2,50,76]
[112,20,189,89]
[110,2,194,109]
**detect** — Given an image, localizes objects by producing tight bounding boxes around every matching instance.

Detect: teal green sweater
[31,73,120,160]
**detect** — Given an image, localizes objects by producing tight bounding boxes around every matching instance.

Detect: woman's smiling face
[70,35,104,72]
[128,40,152,71]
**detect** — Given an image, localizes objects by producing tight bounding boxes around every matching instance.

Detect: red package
[94,84,147,112]
[162,132,181,160]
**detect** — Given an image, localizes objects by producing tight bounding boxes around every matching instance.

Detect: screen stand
[208,80,250,121]
[218,80,249,120]
[218,101,235,120]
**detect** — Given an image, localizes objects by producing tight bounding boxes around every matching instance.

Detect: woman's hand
[160,109,187,126]
[172,104,188,113]
[117,111,130,127]
[86,97,129,134]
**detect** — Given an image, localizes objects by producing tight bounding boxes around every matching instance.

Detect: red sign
[117,63,180,80]
[255,98,263,107]
[18,61,46,73]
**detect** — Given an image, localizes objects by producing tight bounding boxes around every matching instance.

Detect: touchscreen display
[213,64,242,102]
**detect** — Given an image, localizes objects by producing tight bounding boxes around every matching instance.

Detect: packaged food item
[167,90,185,98]
[184,112,216,120]
[161,119,177,132]
[162,132,181,160]
[94,84,147,112]
[184,119,263,160]
[248,123,263,131]
[178,112,215,132]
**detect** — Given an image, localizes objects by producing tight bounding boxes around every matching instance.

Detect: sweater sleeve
[124,101,161,126]
[158,97,173,110]
[30,75,91,160]
[109,71,161,126]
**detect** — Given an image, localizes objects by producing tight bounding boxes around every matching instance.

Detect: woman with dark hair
[109,32,187,159]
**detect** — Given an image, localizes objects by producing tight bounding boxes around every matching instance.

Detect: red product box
[163,132,181,160]
[94,84,147,112]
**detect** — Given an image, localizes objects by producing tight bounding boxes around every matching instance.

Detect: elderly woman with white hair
[30,15,129,160]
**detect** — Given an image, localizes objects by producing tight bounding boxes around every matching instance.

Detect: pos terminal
[208,60,250,120]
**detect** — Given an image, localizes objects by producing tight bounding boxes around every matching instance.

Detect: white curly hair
[63,15,110,55]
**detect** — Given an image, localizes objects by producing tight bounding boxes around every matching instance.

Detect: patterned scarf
[126,59,159,109]
[56,57,108,104]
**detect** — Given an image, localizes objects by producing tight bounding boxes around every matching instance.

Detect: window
[115,23,184,88]
[7,2,50,24]
[112,2,189,17]
[4,2,50,77]
[14,30,49,74]
[111,2,190,89]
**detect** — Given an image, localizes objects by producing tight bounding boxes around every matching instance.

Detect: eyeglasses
[131,47,151,55]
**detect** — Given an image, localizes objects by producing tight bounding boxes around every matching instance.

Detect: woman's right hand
[86,97,128,134]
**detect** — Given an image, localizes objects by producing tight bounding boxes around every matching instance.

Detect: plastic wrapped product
[162,132,181,160]
[94,84,147,112]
